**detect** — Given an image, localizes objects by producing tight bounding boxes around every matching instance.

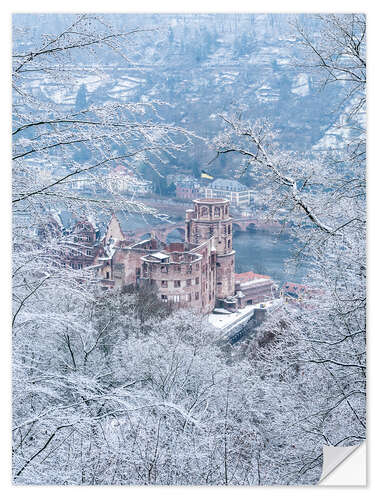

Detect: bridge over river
[124,217,282,242]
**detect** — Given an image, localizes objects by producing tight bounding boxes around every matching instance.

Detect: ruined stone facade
[38,215,101,270]
[93,198,272,314]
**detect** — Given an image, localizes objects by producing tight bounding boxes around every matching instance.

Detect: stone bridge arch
[232,218,259,232]
[246,222,258,232]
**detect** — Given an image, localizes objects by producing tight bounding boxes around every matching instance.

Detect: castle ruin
[94,198,275,314]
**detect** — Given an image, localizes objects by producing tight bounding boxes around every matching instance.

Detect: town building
[281,282,323,306]
[175,179,203,200]
[234,271,277,306]
[106,165,152,195]
[203,178,252,207]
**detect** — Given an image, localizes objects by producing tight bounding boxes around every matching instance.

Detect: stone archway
[246,223,257,233]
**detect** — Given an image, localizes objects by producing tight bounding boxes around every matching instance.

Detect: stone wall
[216,252,235,299]
[141,251,204,311]
[236,278,275,305]
[186,199,235,301]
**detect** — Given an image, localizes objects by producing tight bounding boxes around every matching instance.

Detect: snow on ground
[313,95,364,152]
[209,303,256,331]
[208,299,282,336]
[255,83,280,103]
[76,73,110,92]
[291,73,309,97]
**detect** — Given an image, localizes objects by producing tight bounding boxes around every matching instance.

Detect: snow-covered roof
[87,215,98,231]
[212,308,232,315]
[239,278,271,287]
[150,252,170,260]
[210,178,249,192]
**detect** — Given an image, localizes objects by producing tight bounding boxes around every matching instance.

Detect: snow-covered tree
[11,14,195,484]
[210,13,366,482]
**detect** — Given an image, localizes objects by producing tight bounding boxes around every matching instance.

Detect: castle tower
[185,199,235,299]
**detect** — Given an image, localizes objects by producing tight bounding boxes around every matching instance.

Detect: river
[233,229,308,285]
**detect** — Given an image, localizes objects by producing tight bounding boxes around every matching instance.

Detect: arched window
[214,206,220,217]
[201,206,208,217]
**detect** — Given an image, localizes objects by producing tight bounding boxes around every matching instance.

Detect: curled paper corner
[319,441,366,486]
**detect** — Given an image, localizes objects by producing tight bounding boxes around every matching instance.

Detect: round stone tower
[185,198,235,299]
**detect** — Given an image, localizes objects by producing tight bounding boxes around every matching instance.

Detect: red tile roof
[283,282,308,292]
[282,282,324,297]
[235,271,271,282]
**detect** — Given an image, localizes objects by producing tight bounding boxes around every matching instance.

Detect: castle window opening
[174,280,181,288]
[161,280,168,288]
